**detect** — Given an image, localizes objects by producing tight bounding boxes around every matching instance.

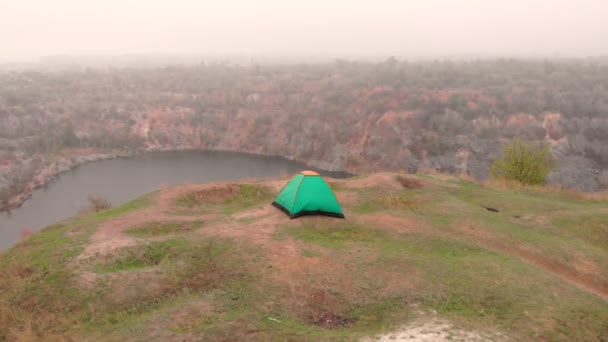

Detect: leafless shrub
[79,194,112,214]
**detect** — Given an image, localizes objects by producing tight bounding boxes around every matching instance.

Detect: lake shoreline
[0,147,352,213]
[1,151,132,213]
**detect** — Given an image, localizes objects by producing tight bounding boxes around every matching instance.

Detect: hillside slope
[1,173,607,341]
[3,60,608,211]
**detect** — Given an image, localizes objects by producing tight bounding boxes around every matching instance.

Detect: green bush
[490,139,556,185]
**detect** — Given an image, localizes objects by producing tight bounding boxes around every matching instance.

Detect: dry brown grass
[0,266,77,341]
[485,178,608,202]
[178,184,240,206]
[395,175,424,189]
[78,194,112,215]
[554,188,608,202]
[377,194,419,210]
[483,178,529,190]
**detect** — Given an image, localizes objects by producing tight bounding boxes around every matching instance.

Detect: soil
[183,184,239,204]
[75,183,224,261]
[68,173,607,340]
[334,190,359,206]
[342,173,404,190]
[363,317,508,341]
[359,212,420,233]
[455,224,608,301]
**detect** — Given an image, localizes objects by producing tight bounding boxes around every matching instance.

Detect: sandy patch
[363,317,508,341]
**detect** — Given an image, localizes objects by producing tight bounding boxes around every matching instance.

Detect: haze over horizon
[2,0,608,63]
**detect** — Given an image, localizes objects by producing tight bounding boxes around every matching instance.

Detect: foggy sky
[2,0,608,62]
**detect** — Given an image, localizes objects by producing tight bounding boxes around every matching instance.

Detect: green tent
[272,171,345,219]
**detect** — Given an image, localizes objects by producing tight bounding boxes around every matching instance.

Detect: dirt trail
[460,228,608,301]
[76,183,225,260]
[368,214,608,301]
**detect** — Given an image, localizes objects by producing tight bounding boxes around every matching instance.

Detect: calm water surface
[0,151,348,250]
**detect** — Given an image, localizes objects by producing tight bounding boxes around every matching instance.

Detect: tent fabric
[272,171,345,219]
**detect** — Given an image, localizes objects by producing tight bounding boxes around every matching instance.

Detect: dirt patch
[200,205,416,325]
[455,224,608,301]
[76,271,98,289]
[311,312,356,328]
[395,175,424,189]
[66,226,86,237]
[232,205,275,220]
[201,208,349,317]
[573,254,603,276]
[513,247,608,300]
[75,185,221,262]
[510,214,550,227]
[366,259,421,296]
[178,184,239,205]
[458,223,496,241]
[359,213,420,233]
[201,204,287,242]
[167,300,215,331]
[156,182,234,208]
[346,173,404,190]
[103,269,166,306]
[262,179,292,193]
[335,190,359,206]
[112,299,214,341]
[363,317,507,341]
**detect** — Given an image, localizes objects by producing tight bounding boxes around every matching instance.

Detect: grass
[278,220,386,249]
[353,188,419,214]
[94,191,156,220]
[300,249,321,258]
[223,184,275,214]
[126,221,204,237]
[1,173,608,341]
[174,184,275,215]
[95,239,188,272]
[0,193,154,340]
[394,175,424,189]
[416,179,608,280]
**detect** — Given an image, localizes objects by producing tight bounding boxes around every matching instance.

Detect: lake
[0,151,349,250]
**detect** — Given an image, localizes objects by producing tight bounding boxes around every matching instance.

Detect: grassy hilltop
[0,173,607,341]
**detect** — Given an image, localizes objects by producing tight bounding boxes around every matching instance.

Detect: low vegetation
[395,175,424,189]
[354,189,420,213]
[490,139,556,185]
[80,193,112,214]
[276,220,386,249]
[95,239,188,272]
[0,174,607,340]
[175,183,274,214]
[126,221,204,237]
